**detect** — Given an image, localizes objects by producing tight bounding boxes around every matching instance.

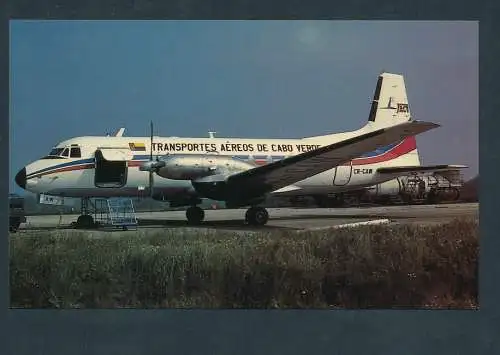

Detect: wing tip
[411,120,441,128]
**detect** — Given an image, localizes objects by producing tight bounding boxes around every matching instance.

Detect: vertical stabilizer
[366,72,421,166]
[305,72,421,167]
[367,72,412,128]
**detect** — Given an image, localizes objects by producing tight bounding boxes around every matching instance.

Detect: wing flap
[225,120,439,199]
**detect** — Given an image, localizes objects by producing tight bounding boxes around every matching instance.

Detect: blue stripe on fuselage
[358,141,399,158]
[27,158,95,178]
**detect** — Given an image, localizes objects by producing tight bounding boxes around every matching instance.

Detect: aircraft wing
[376,164,468,175]
[219,120,439,201]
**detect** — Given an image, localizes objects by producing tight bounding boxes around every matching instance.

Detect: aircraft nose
[15,168,26,189]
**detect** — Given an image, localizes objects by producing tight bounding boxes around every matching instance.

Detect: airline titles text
[150,142,321,154]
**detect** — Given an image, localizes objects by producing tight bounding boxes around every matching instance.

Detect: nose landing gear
[73,197,96,229]
[75,214,95,229]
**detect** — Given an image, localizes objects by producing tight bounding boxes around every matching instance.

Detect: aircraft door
[333,161,353,186]
[94,149,132,188]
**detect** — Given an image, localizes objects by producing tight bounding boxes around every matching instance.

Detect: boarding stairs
[93,198,138,230]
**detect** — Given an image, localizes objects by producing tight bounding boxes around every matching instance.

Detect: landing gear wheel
[75,215,95,229]
[186,206,205,225]
[245,206,269,226]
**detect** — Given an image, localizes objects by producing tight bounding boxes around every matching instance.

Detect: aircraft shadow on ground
[136,218,294,231]
[18,214,404,232]
[16,219,295,232]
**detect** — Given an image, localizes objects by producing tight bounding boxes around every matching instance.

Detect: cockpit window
[41,145,82,159]
[40,147,65,160]
[49,148,64,156]
[70,147,81,158]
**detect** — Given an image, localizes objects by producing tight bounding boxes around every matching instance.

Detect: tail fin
[367,72,412,128]
[365,72,421,166]
[305,72,423,153]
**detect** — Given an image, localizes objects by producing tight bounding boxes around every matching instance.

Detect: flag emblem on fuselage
[129,142,146,151]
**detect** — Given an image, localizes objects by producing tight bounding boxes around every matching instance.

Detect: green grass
[9,217,478,309]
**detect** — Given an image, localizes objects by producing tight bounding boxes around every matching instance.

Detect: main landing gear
[186,206,205,225]
[245,206,269,226]
[184,205,269,226]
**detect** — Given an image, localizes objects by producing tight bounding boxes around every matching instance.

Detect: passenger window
[70,147,82,158]
[62,148,69,157]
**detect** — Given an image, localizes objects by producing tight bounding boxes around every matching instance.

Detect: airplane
[14,72,467,227]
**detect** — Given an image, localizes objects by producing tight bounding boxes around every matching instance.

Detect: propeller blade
[150,120,153,161]
[143,120,166,197]
[150,121,153,197]
[149,171,154,198]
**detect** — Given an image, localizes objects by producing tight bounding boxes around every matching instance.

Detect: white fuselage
[20,127,420,201]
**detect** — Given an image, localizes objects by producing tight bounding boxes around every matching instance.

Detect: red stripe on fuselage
[29,163,95,179]
[348,137,416,166]
[127,161,144,167]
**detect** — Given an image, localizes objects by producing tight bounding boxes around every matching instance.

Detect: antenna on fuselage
[114,128,125,137]
[208,131,216,138]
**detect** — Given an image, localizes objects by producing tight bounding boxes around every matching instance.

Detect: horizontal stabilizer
[377,164,467,175]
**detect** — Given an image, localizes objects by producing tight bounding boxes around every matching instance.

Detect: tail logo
[397,103,409,113]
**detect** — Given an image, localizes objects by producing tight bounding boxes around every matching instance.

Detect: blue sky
[9,20,478,193]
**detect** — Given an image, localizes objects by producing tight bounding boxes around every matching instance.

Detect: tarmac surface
[15,202,479,235]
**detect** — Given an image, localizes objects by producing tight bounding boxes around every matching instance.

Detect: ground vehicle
[287,172,463,208]
[9,193,26,232]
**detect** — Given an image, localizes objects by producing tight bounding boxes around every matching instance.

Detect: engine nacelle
[367,178,404,196]
[155,154,254,180]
